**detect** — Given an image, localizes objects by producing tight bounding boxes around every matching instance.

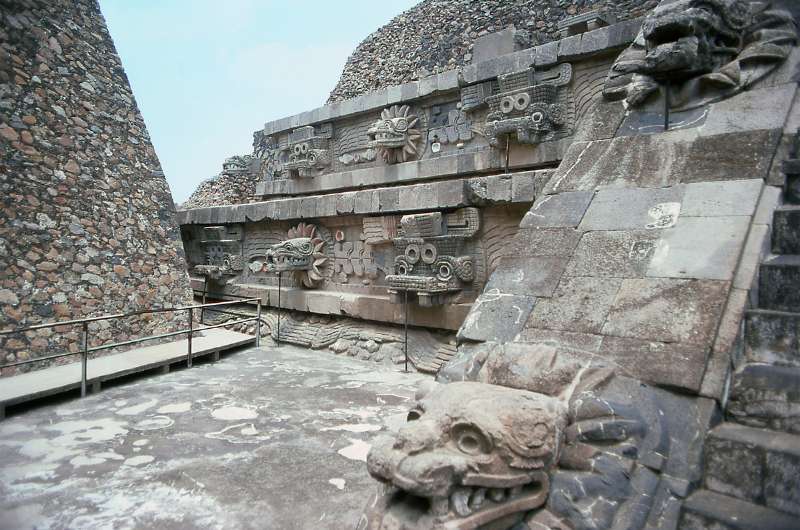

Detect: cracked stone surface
[0,345,428,530]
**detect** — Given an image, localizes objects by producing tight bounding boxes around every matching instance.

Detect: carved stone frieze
[386,208,480,307]
[463,63,574,147]
[368,104,423,164]
[192,225,244,282]
[248,222,329,288]
[604,0,797,110]
[360,345,709,530]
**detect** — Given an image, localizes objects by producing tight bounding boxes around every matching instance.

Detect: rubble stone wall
[327,0,657,102]
[0,0,193,374]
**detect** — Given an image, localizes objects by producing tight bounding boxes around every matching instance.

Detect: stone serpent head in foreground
[357,345,676,530]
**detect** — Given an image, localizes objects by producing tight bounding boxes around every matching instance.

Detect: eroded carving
[192,225,243,281]
[368,104,422,164]
[283,125,333,178]
[604,0,797,110]
[465,63,574,147]
[248,222,328,288]
[386,208,479,307]
[360,345,689,530]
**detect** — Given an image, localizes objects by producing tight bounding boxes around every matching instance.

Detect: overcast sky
[99,0,418,204]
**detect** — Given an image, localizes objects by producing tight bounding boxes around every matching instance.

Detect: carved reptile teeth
[444,485,517,518]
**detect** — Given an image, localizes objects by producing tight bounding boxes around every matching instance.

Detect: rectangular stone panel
[681,179,763,217]
[458,293,536,343]
[602,278,729,346]
[527,275,622,334]
[520,190,594,228]
[646,216,751,281]
[597,336,708,392]
[513,328,603,353]
[506,228,583,258]
[485,256,569,297]
[579,186,684,231]
[565,230,661,278]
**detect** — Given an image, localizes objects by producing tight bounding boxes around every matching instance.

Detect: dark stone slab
[601,278,729,347]
[506,228,583,258]
[772,205,800,255]
[597,335,709,392]
[759,255,800,312]
[681,489,800,530]
[728,363,800,435]
[745,310,800,368]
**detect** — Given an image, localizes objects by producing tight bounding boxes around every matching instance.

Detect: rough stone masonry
[0,0,193,374]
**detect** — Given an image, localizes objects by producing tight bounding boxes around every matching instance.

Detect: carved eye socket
[407,409,422,422]
[394,118,408,132]
[307,153,317,164]
[452,423,491,455]
[294,145,303,155]
[531,111,544,123]
[300,143,309,154]
[437,263,452,281]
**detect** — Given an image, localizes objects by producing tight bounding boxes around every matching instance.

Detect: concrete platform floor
[0,345,429,529]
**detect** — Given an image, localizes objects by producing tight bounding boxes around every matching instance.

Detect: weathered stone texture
[0,0,192,373]
[328,0,657,102]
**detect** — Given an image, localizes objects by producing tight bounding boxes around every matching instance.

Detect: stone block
[579,26,610,56]
[703,288,749,399]
[354,190,373,214]
[572,99,627,142]
[647,216,751,281]
[436,180,465,208]
[566,230,660,278]
[544,135,686,194]
[377,187,400,213]
[520,190,594,228]
[681,179,763,217]
[335,192,354,214]
[486,175,512,202]
[602,278,729,346]
[679,129,782,184]
[579,186,684,231]
[506,228,582,258]
[299,197,317,218]
[753,185,782,226]
[728,363,800,435]
[700,84,796,136]
[557,34,582,60]
[418,74,438,97]
[598,336,708,392]
[534,41,558,66]
[758,255,800,312]
[437,69,459,91]
[745,310,800,368]
[527,276,622,335]
[471,28,518,64]
[681,490,800,530]
[772,205,800,254]
[511,172,536,203]
[485,256,568,297]
[458,293,536,344]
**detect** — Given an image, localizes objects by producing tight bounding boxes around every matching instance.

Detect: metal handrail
[0,298,264,398]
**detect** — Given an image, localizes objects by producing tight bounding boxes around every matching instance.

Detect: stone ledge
[178,169,549,225]
[262,19,641,136]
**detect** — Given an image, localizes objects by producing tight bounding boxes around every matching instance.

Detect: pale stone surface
[681,179,763,217]
[578,186,684,231]
[0,345,427,530]
[646,216,751,280]
[520,191,594,228]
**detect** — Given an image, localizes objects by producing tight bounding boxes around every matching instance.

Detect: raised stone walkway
[0,328,255,418]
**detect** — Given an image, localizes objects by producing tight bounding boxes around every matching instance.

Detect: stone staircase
[681,199,800,528]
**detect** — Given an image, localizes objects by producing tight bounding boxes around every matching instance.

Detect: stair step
[772,205,800,255]
[745,309,800,367]
[728,364,800,435]
[680,489,799,530]
[758,255,800,312]
[704,423,800,516]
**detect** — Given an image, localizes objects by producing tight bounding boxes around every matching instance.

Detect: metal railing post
[81,321,89,397]
[200,278,207,324]
[276,272,281,344]
[255,299,262,348]
[187,308,193,368]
